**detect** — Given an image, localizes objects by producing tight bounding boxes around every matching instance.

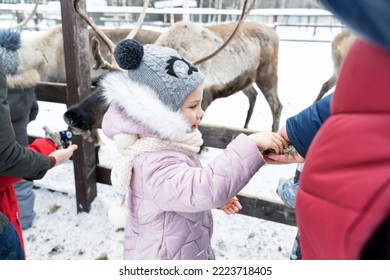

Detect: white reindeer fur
[100,71,189,140]
[17,25,160,83]
[18,26,66,83]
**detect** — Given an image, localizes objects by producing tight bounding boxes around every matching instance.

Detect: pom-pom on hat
[114,39,205,112]
[0,29,21,75]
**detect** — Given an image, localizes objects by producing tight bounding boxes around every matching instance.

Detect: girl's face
[181,85,204,132]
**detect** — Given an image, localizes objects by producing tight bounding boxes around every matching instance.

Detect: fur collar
[6,68,40,90]
[99,71,190,140]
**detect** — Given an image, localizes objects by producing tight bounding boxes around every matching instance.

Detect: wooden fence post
[60,0,97,213]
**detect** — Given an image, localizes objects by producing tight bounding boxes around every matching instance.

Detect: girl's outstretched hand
[259,125,304,164]
[218,196,242,215]
[248,131,289,155]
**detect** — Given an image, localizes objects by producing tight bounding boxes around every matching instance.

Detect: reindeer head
[64,85,108,140]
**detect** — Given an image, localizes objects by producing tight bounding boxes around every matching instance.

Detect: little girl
[100,39,287,260]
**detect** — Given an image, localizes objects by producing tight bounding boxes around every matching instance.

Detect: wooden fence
[34,82,297,227]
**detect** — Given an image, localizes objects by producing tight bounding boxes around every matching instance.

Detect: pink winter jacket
[102,106,265,260]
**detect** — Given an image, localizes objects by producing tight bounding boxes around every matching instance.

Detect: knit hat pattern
[0,29,21,75]
[114,39,205,112]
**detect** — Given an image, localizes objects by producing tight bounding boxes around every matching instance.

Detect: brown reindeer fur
[314,29,356,102]
[155,21,282,131]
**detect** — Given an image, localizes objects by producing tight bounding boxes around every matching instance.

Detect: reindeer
[314,29,356,102]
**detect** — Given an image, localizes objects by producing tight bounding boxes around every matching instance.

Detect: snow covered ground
[23,29,337,260]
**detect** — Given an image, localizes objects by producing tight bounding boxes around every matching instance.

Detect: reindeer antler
[194,0,256,65]
[126,0,150,40]
[73,0,150,71]
[10,0,39,30]
[90,37,112,70]
[73,0,118,70]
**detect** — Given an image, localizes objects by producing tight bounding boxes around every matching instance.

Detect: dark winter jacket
[286,94,331,158]
[7,84,40,231]
[6,66,41,147]
[0,59,51,179]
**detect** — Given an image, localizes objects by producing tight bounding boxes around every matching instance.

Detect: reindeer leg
[256,77,282,132]
[262,88,282,132]
[242,85,258,128]
[314,74,336,103]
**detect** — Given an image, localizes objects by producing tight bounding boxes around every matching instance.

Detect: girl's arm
[144,134,265,212]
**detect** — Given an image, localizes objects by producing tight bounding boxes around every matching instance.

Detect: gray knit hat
[114,39,205,112]
[0,29,21,75]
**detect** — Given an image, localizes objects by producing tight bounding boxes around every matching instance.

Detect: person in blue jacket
[267,0,390,162]
[266,93,332,259]
[267,93,332,163]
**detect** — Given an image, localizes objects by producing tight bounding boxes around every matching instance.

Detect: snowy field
[24,27,337,260]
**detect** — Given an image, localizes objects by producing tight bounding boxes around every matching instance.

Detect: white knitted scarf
[111,129,203,197]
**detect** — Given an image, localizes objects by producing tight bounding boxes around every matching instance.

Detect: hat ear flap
[114,39,144,70]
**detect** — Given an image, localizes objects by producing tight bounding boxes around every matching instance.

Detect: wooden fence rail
[33,82,297,227]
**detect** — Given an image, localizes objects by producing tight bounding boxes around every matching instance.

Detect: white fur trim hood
[100,71,190,140]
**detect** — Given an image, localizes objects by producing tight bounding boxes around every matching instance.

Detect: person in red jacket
[266,0,390,260]
[295,0,390,259]
[0,129,73,258]
[0,138,56,253]
[1,29,78,260]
